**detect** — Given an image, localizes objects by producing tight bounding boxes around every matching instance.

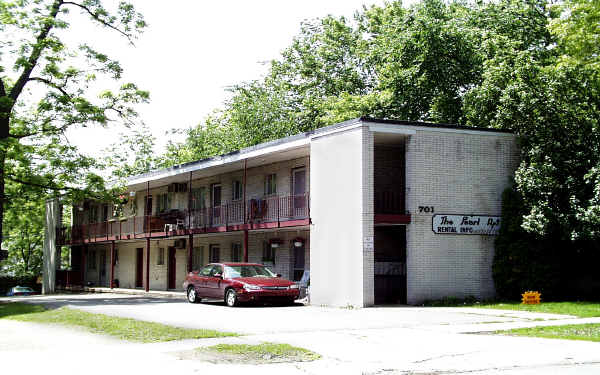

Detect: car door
[196,265,214,298]
[205,264,224,298]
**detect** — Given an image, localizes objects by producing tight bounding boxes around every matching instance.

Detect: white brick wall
[362,126,375,306]
[404,130,519,304]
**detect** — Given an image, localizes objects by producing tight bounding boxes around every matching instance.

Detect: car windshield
[14,287,32,292]
[223,265,276,279]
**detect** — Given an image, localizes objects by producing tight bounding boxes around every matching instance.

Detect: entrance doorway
[168,247,176,289]
[135,248,143,288]
[292,241,305,281]
[99,249,107,286]
[374,226,407,304]
[292,168,306,216]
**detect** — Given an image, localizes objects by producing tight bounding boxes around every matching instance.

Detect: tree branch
[62,1,135,45]
[28,76,71,98]
[8,0,63,103]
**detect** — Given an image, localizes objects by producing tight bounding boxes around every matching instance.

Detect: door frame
[135,248,143,288]
[167,247,176,290]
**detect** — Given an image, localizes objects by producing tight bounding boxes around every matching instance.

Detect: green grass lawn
[0,302,238,342]
[197,342,321,364]
[472,301,600,318]
[499,323,600,342]
[424,297,600,318]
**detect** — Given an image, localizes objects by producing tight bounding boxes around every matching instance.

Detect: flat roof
[127,117,513,187]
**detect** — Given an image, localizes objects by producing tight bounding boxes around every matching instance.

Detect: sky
[65,0,390,156]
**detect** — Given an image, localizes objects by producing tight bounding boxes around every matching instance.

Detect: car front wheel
[225,289,238,307]
[187,286,200,304]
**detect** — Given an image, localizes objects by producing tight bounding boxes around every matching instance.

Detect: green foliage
[102,124,161,185]
[166,0,600,254]
[493,188,564,300]
[1,184,44,276]
[0,0,149,252]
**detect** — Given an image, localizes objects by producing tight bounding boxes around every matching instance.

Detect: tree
[102,124,161,183]
[0,0,149,250]
[1,183,45,276]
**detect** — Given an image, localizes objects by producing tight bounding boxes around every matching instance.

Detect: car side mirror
[276,274,282,277]
[214,273,222,279]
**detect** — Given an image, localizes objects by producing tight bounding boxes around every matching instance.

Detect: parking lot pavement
[3,293,600,374]
[2,293,583,335]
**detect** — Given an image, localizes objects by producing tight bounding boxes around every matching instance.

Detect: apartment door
[211,184,222,225]
[144,196,153,232]
[292,168,306,216]
[99,249,107,286]
[168,247,176,290]
[292,243,305,281]
[135,248,144,288]
[374,226,407,304]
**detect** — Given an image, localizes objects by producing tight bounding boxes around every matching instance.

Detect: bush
[493,188,600,301]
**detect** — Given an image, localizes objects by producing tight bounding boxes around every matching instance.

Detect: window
[190,187,206,210]
[264,174,277,196]
[157,248,165,265]
[157,193,172,213]
[231,243,242,262]
[262,241,275,263]
[209,245,220,263]
[192,246,204,271]
[89,205,98,223]
[114,249,119,265]
[232,180,243,201]
[200,264,213,276]
[87,250,97,270]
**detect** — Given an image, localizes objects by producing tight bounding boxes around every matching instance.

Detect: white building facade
[44,118,519,306]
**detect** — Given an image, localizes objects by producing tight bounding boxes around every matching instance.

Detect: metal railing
[57,193,310,245]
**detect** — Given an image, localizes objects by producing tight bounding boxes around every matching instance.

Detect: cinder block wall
[404,130,519,304]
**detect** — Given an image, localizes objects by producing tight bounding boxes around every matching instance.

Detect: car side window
[210,265,223,277]
[200,265,213,277]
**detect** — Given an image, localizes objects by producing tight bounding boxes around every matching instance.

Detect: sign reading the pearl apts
[432,214,501,235]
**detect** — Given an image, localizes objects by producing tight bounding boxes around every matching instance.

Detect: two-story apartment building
[43,118,519,306]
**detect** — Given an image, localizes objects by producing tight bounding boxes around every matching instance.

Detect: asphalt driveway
[2,293,600,374]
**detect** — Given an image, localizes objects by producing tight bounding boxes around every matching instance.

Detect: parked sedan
[183,263,300,307]
[6,286,36,296]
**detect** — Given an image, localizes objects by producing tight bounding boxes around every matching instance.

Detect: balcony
[374,190,410,224]
[57,193,310,245]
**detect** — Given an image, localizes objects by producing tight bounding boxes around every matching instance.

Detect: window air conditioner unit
[175,239,186,249]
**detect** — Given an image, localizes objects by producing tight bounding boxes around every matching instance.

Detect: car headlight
[243,284,261,291]
[289,284,299,289]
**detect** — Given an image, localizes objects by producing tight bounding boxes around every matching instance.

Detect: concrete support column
[42,198,59,294]
[187,234,193,272]
[145,237,150,292]
[243,230,249,262]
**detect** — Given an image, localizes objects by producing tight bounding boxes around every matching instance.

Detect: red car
[183,263,300,307]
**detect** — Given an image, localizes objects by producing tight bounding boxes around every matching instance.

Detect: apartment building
[43,118,519,306]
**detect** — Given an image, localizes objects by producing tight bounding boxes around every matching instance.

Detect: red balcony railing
[57,193,310,245]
